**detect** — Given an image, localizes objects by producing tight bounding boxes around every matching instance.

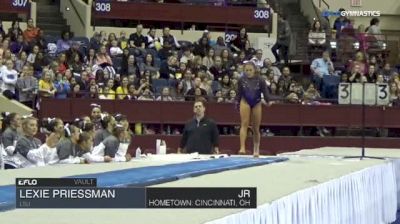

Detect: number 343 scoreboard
[16,178,256,209]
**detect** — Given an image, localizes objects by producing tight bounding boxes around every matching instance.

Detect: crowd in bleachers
[0,12,399,109]
[0,18,330,109]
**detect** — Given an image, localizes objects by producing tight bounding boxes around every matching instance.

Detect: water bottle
[135,147,141,159]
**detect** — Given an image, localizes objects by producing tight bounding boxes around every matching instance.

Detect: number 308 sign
[254,9,270,19]
[338,83,389,105]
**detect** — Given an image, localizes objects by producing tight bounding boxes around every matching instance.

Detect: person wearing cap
[237,61,273,157]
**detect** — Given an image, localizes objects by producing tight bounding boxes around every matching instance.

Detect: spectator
[200,74,213,96]
[160,27,180,49]
[180,46,195,64]
[66,41,84,64]
[57,53,68,74]
[57,31,72,54]
[182,69,194,94]
[244,40,256,59]
[145,26,158,49]
[348,64,363,83]
[100,31,108,44]
[27,45,40,64]
[303,83,321,103]
[221,49,234,71]
[129,24,147,49]
[251,49,264,67]
[15,51,28,72]
[271,15,291,64]
[202,48,215,69]
[35,30,47,52]
[225,89,237,103]
[340,73,349,83]
[16,65,38,108]
[380,62,396,81]
[121,54,140,78]
[0,39,10,61]
[69,53,84,74]
[89,32,102,51]
[333,8,346,38]
[103,79,116,100]
[54,73,70,99]
[376,73,385,84]
[367,17,384,43]
[220,74,231,96]
[159,55,178,79]
[116,76,129,100]
[1,60,18,98]
[86,48,97,68]
[349,51,367,75]
[209,56,226,81]
[7,20,23,42]
[38,69,56,98]
[140,53,159,75]
[10,34,24,54]
[109,40,123,57]
[262,58,281,83]
[308,20,327,53]
[70,84,83,98]
[277,66,292,95]
[215,90,224,103]
[156,87,173,101]
[86,84,99,99]
[178,99,219,154]
[230,27,248,52]
[193,37,210,57]
[23,18,40,43]
[365,64,377,83]
[185,77,207,101]
[213,36,230,57]
[118,31,128,50]
[389,82,399,104]
[95,45,115,78]
[310,51,334,90]
[107,32,117,48]
[33,52,50,75]
[190,56,207,75]
[137,86,154,101]
[172,81,185,101]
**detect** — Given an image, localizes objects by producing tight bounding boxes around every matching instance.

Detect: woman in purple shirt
[237,61,271,157]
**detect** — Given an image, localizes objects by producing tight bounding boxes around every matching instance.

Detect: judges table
[0,148,399,224]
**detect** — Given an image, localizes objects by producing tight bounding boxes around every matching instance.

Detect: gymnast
[237,61,272,157]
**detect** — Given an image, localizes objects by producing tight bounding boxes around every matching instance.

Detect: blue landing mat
[0,156,288,211]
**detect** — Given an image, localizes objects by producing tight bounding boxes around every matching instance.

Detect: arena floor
[0,148,399,224]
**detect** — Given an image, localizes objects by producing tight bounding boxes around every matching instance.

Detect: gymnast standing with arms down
[237,61,273,157]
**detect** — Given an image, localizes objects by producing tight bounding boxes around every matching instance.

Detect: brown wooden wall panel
[93,1,272,27]
[39,99,400,128]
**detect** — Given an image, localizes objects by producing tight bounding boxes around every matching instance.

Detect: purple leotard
[236,75,270,108]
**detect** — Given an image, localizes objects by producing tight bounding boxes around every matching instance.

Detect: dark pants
[271,42,289,64]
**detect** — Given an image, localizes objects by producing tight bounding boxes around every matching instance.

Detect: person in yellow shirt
[99,79,116,100]
[116,77,129,100]
[38,70,55,98]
